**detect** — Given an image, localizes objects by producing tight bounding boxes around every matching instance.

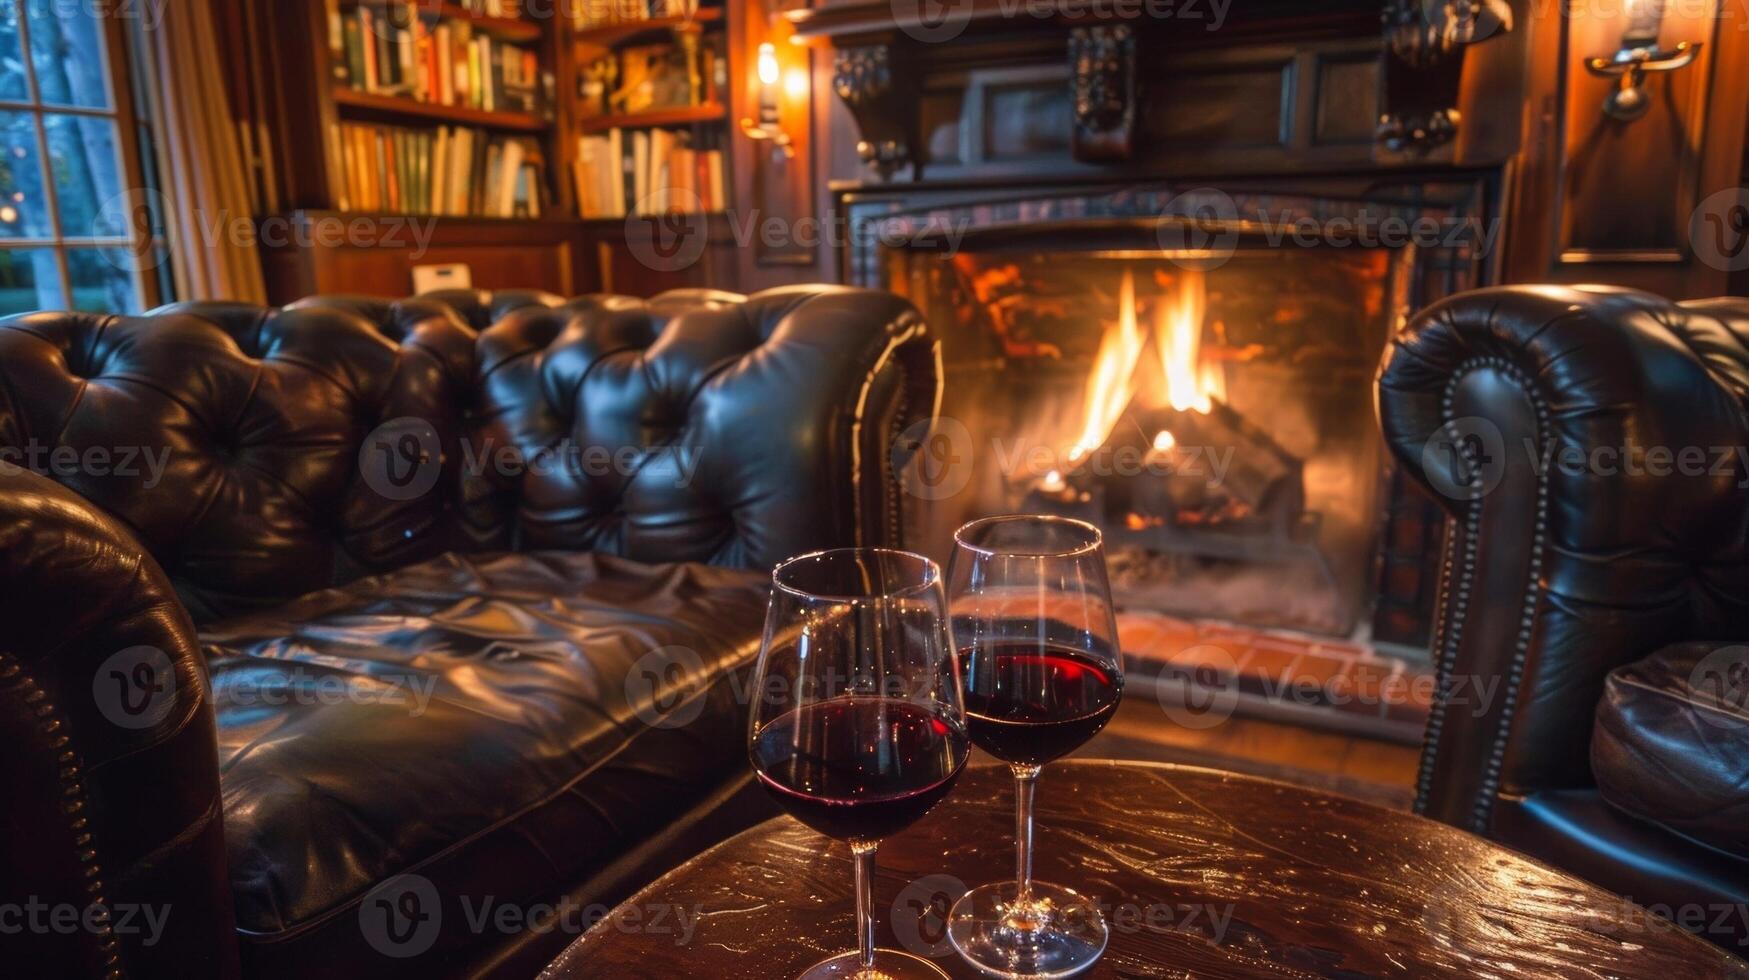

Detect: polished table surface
[541,761,1744,979]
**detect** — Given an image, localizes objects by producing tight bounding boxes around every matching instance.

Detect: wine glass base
[947,880,1109,979]
[797,948,955,980]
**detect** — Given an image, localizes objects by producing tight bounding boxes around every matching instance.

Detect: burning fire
[1071,268,1224,461]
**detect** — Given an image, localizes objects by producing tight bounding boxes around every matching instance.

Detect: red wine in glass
[747,547,969,980]
[752,698,970,842]
[960,642,1123,767]
[945,515,1124,978]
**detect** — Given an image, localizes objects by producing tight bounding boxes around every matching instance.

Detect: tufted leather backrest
[455,285,934,567]
[0,285,937,622]
[1377,285,1749,830]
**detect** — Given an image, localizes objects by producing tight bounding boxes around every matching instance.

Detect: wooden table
[541,761,1744,979]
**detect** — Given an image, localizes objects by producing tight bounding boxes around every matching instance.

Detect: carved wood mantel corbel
[1069,24,1136,163]
[832,44,915,180]
[1378,0,1513,155]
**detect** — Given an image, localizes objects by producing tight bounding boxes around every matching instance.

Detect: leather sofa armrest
[0,462,237,978]
[1376,286,1749,835]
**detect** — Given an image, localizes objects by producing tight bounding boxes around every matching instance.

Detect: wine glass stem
[1013,764,1042,906]
[852,840,879,970]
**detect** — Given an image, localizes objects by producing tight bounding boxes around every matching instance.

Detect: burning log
[1037,397,1304,535]
[1138,398,1303,529]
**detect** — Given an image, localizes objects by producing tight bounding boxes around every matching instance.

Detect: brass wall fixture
[1584,0,1700,122]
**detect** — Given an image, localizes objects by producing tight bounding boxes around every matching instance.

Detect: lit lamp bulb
[741,41,795,156]
[757,42,780,125]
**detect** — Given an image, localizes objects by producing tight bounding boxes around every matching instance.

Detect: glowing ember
[1040,469,1067,493]
[1152,430,1176,452]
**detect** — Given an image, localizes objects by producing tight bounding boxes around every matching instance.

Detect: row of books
[335,3,540,114]
[337,122,546,218]
[458,0,522,14]
[573,128,725,218]
[574,0,704,29]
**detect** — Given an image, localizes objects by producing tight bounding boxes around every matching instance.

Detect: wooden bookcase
[244,0,594,301]
[225,0,790,302]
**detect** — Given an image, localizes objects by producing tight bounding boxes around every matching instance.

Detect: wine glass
[945,516,1124,979]
[748,548,972,980]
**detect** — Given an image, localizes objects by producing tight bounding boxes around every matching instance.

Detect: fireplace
[852,182,1489,672]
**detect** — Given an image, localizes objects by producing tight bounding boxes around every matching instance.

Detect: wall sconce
[1584,0,1700,121]
[741,42,794,157]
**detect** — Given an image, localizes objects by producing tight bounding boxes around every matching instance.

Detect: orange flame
[1070,269,1225,461]
[1070,270,1147,461]
[1157,269,1222,413]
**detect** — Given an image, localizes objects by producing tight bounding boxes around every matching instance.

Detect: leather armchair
[0,286,937,978]
[1378,284,1749,951]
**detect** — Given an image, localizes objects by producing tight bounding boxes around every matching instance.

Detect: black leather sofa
[1378,284,1749,952]
[0,286,937,978]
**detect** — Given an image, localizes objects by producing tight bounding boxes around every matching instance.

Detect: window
[0,0,157,316]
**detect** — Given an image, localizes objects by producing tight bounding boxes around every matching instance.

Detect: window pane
[0,247,62,313]
[0,3,31,102]
[0,110,49,238]
[26,0,111,109]
[66,246,138,313]
[43,112,124,240]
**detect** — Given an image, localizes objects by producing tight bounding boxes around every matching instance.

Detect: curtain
[129,0,266,304]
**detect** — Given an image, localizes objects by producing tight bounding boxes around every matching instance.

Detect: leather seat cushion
[1592,642,1749,859]
[200,549,768,939]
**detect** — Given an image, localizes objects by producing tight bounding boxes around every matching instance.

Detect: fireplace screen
[899,239,1405,639]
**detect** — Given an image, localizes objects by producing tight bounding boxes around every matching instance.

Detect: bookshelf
[577,103,725,133]
[570,3,732,220]
[330,87,548,132]
[238,0,752,302]
[241,0,597,301]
